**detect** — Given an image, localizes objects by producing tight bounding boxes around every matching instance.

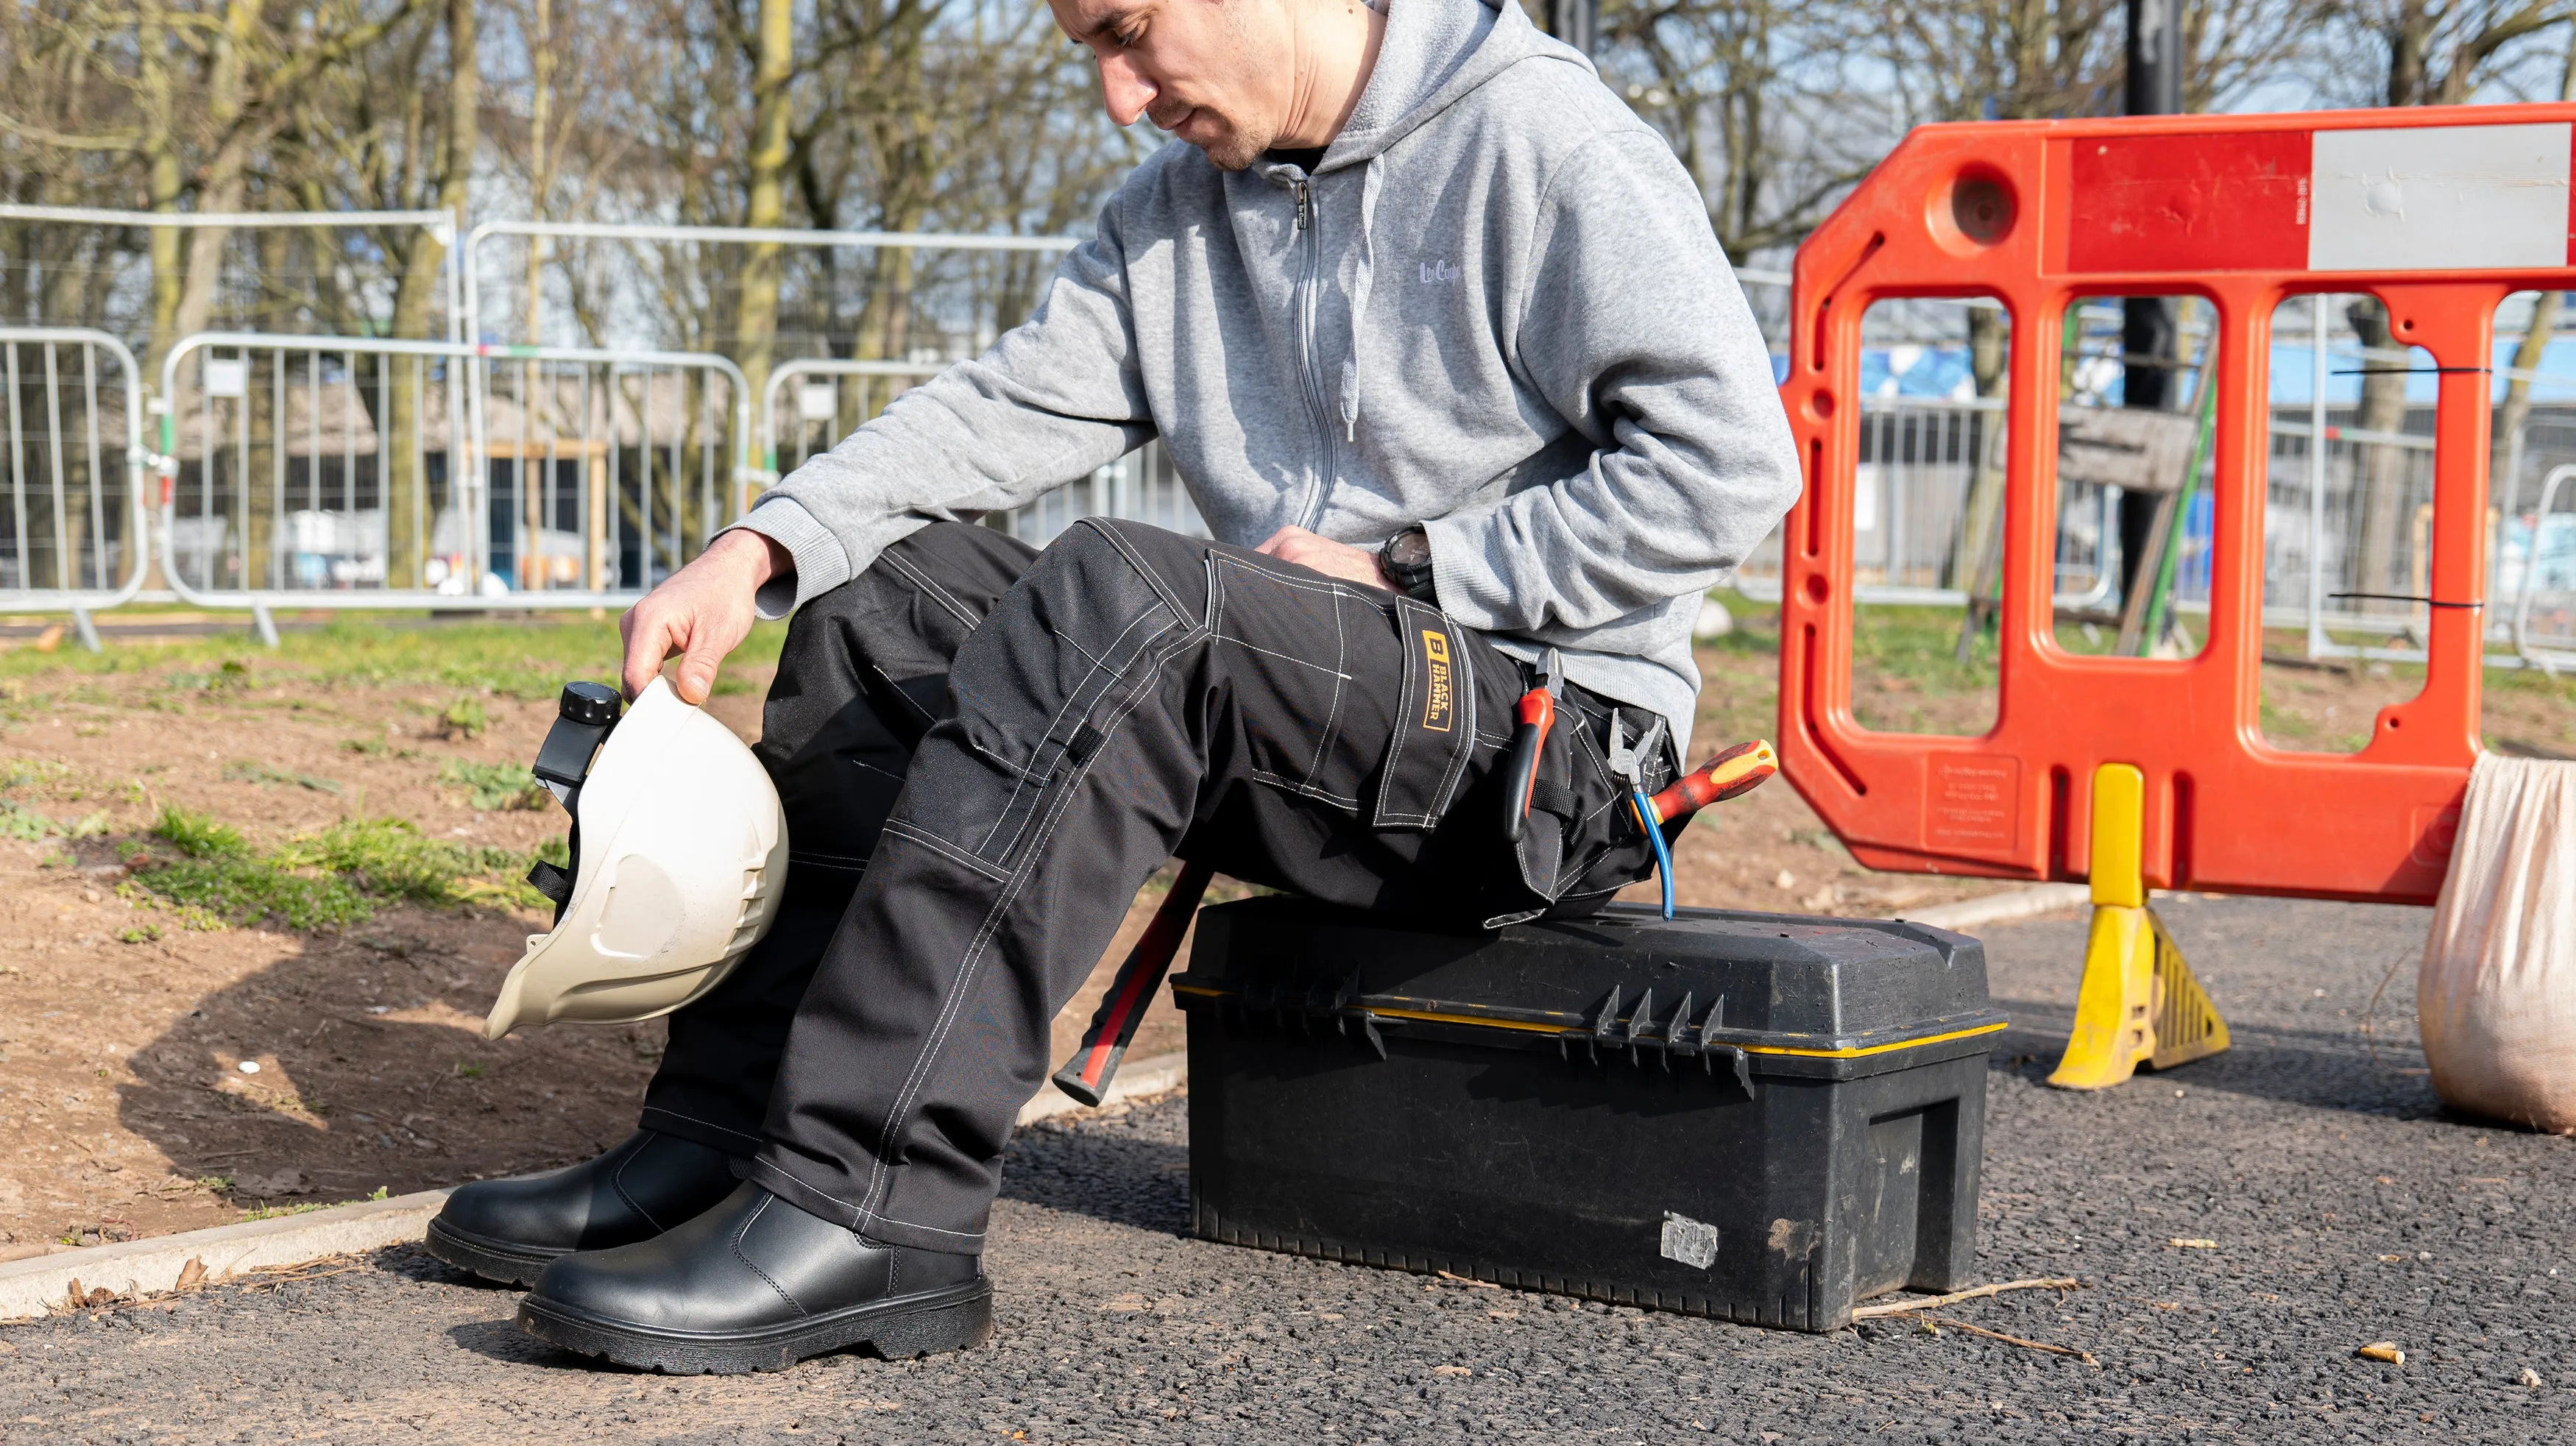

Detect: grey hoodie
[737,0,1799,757]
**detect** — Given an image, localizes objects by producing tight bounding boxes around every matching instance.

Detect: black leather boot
[515,1182,990,1374]
[423,1130,738,1286]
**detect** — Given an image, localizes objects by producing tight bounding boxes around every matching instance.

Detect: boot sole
[514,1278,994,1375]
[423,1216,568,1289]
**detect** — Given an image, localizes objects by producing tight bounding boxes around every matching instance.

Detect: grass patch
[437,695,490,739]
[166,659,255,695]
[152,806,244,859]
[238,1184,392,1222]
[438,759,548,812]
[273,818,531,907]
[127,854,371,931]
[0,612,785,701]
[126,807,546,930]
[0,798,108,840]
[0,759,72,790]
[222,760,342,794]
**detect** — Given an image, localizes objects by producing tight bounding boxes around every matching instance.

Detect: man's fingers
[1252,526,1301,556]
[621,605,680,701]
[675,636,726,707]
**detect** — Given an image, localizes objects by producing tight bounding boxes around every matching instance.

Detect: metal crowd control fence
[2516,464,2576,673]
[157,332,749,632]
[0,328,152,644]
[1733,395,2117,609]
[461,220,1081,358]
[762,357,944,475]
[475,341,755,597]
[760,355,1205,547]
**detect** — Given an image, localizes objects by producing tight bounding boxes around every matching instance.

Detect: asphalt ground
[4,894,2572,1445]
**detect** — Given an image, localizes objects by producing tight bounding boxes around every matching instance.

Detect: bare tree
[2325,0,2572,610]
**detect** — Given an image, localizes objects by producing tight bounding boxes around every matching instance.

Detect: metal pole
[1547,0,1595,52]
[2118,0,2184,615]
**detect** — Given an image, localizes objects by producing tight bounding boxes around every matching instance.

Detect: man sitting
[428,0,1799,1373]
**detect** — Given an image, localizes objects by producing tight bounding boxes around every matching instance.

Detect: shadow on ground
[110,908,662,1213]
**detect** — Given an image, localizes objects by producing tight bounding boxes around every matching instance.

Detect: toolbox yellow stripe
[1740,1021,2008,1058]
[1170,985,2006,1057]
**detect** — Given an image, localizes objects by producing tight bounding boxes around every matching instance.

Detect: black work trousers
[638,520,1677,1252]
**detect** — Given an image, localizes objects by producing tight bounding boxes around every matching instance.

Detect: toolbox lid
[1173,898,2004,1077]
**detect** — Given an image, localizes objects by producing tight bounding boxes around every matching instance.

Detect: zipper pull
[1293,179,1311,232]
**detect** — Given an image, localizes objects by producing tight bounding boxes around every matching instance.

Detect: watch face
[1386,528,1432,567]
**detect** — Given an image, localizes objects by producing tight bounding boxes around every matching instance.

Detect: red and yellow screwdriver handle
[1641,739,1778,826]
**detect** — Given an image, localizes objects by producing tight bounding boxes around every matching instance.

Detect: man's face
[1048,0,1295,171]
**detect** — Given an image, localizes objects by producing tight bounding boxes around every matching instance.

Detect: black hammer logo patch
[1418,629,1454,733]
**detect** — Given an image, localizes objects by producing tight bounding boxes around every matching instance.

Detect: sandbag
[2418,754,2576,1133]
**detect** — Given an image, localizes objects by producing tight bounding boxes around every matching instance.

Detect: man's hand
[1253,526,1392,590]
[619,529,790,705]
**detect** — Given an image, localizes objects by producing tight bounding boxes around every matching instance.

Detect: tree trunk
[2490,35,2576,520]
[139,0,185,386]
[384,0,475,589]
[732,0,796,492]
[2346,297,2410,614]
[1946,305,2011,589]
[526,0,555,344]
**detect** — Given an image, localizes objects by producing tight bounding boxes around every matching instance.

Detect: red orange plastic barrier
[1772,104,2572,904]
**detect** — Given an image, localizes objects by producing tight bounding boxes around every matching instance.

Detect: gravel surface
[4,895,2571,1445]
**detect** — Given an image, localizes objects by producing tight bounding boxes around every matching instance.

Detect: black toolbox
[1172,897,2004,1331]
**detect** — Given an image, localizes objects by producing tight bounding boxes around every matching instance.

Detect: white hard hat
[482,677,790,1039]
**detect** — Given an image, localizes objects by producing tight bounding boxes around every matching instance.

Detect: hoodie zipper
[1291,176,1337,531]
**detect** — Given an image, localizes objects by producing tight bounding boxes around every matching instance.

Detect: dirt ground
[0,599,2563,1263]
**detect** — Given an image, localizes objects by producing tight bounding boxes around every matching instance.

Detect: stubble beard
[1192,112,1274,172]
[1187,0,1283,171]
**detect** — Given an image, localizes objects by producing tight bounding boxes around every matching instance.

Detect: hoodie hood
[1323,0,1590,170]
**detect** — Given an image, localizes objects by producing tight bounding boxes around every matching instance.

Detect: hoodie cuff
[1420,510,1520,636]
[723,497,853,620]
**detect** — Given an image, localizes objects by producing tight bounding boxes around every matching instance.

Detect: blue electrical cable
[1631,788,1675,921]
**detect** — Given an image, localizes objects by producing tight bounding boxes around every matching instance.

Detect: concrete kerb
[1897,882,2092,932]
[0,1051,1191,1323]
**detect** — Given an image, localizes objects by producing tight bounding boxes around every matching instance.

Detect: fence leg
[2047,764,2231,1090]
[251,603,280,650]
[69,606,100,655]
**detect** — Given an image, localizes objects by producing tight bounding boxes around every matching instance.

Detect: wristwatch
[1379,526,1437,602]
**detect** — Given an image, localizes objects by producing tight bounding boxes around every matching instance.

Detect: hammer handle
[1050,857,1217,1107]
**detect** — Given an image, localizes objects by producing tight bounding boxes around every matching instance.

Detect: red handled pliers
[1499,647,1563,844]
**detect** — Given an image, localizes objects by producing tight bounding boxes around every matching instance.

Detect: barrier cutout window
[2038,294,2215,662]
[2487,290,2576,754]
[1846,297,2006,739]
[2257,292,2448,755]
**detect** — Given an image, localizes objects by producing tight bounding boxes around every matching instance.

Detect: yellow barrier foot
[2045,765,2231,1091]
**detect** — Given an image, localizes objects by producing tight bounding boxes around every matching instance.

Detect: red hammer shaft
[1050,857,1217,1107]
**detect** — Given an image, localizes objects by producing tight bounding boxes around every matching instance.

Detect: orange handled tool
[1051,857,1217,1107]
[1642,739,1778,825]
